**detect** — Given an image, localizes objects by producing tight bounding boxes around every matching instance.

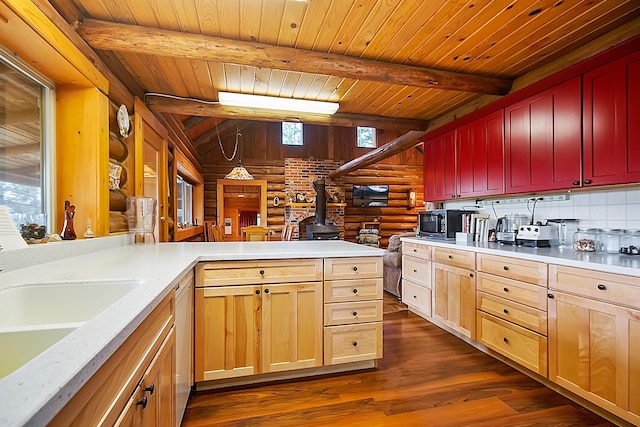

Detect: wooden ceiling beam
[145,94,428,132]
[194,119,241,147]
[328,131,424,179]
[77,18,512,95]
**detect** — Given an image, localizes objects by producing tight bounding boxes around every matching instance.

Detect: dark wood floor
[182,294,613,426]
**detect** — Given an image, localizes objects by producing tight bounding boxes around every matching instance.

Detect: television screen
[353,184,389,207]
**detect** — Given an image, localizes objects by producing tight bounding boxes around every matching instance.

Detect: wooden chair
[212,225,224,242]
[242,225,270,241]
[282,224,294,241]
[203,221,216,242]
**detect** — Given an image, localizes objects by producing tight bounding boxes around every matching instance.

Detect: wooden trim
[216,179,268,230]
[174,225,203,242]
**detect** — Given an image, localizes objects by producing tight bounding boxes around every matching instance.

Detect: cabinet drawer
[477,291,547,335]
[324,300,383,326]
[477,311,547,377]
[402,242,431,259]
[324,257,383,280]
[433,247,475,270]
[196,259,323,286]
[402,256,431,287]
[477,253,547,286]
[402,279,431,316]
[549,264,640,309]
[324,322,383,365]
[324,278,383,303]
[477,272,548,311]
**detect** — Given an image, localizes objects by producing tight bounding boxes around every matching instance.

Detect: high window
[0,45,54,232]
[357,126,376,148]
[282,122,303,145]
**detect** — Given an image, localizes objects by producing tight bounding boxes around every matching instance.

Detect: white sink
[0,279,141,328]
[0,279,140,378]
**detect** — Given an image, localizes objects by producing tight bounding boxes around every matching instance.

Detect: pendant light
[218,123,254,180]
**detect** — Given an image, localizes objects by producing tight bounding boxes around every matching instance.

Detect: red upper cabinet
[505,77,582,194]
[583,50,640,186]
[456,110,504,198]
[423,130,456,201]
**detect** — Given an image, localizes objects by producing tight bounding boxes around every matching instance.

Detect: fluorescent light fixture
[218,92,339,115]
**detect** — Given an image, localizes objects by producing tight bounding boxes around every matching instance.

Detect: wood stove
[305,178,340,240]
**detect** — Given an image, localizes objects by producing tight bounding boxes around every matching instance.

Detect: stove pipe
[312,178,326,225]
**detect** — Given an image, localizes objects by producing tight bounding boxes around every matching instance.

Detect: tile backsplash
[443,186,640,231]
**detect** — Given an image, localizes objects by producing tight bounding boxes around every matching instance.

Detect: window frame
[0,44,55,233]
[282,122,304,146]
[356,126,377,148]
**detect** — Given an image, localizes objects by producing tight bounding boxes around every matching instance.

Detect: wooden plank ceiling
[48,0,640,145]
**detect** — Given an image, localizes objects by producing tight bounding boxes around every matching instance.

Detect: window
[357,126,376,148]
[0,45,54,232]
[282,122,303,145]
[176,175,193,228]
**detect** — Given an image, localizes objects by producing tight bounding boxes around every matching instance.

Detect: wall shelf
[285,202,347,207]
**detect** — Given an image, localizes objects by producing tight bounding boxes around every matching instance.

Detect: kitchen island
[0,240,384,427]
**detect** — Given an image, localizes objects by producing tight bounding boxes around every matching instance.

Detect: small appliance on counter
[495,213,530,245]
[516,222,558,247]
[417,209,472,239]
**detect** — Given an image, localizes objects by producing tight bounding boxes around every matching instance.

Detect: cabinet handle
[547,293,554,299]
[175,284,180,291]
[259,269,265,275]
[503,287,509,293]
[352,311,358,317]
[413,249,417,252]
[597,284,606,290]
[256,289,261,295]
[469,273,474,278]
[352,341,358,347]
[503,308,509,315]
[572,180,580,186]
[413,269,417,273]
[413,295,417,298]
[583,179,592,185]
[136,395,148,409]
[353,266,358,272]
[448,255,453,259]
[352,288,358,294]
[503,337,509,344]
[264,288,270,294]
[503,266,509,271]
[143,383,155,395]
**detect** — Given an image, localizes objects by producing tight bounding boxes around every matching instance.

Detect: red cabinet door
[505,77,581,193]
[584,50,640,186]
[423,131,456,201]
[456,110,504,198]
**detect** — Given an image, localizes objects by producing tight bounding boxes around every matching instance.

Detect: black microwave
[417,209,469,239]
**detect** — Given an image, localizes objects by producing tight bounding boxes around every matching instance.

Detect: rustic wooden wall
[200,122,422,247]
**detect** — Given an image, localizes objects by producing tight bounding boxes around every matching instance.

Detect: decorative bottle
[61,200,76,240]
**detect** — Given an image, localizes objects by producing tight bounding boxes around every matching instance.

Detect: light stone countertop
[0,240,384,427]
[401,237,640,278]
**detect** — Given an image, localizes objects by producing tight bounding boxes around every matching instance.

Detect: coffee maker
[495,214,530,244]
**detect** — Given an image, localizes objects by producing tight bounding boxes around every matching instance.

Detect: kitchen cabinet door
[423,130,456,201]
[583,50,640,186]
[548,291,640,425]
[194,286,260,381]
[457,110,505,198]
[261,282,323,373]
[505,77,581,193]
[432,263,476,339]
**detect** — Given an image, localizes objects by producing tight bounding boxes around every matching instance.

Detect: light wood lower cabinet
[432,262,476,339]
[195,282,323,381]
[50,292,175,426]
[401,241,432,318]
[549,287,640,425]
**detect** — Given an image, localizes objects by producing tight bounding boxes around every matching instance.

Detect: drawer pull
[413,295,417,298]
[413,249,417,252]
[353,266,358,271]
[469,273,474,278]
[352,311,358,317]
[548,293,554,299]
[352,288,358,294]
[352,341,358,347]
[503,287,509,293]
[413,269,417,273]
[503,337,509,344]
[448,255,453,259]
[597,284,606,291]
[259,269,265,275]
[264,288,270,294]
[503,309,509,315]
[256,289,261,295]
[136,395,148,409]
[143,383,155,395]
[503,266,509,271]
